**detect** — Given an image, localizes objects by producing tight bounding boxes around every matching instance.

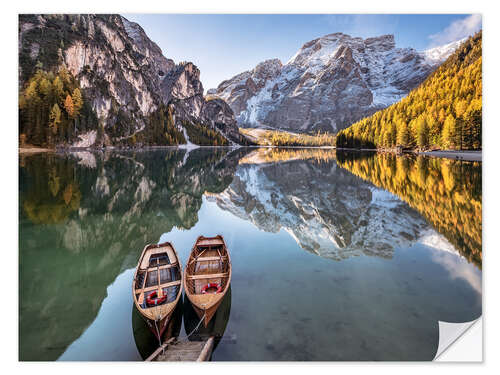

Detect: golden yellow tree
[72,88,83,117]
[64,94,74,118]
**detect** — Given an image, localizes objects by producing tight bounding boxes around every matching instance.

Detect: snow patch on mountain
[419,229,458,255]
[210,33,465,132]
[207,160,430,261]
[422,38,466,65]
[369,187,400,208]
[178,127,199,150]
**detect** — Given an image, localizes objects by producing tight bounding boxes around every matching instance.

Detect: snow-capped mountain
[422,38,466,65]
[206,155,441,261]
[208,33,464,132]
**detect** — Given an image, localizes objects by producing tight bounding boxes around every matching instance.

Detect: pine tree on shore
[335,31,482,151]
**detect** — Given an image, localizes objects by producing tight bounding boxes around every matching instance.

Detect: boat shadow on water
[132,286,231,360]
[183,286,232,348]
[132,301,183,360]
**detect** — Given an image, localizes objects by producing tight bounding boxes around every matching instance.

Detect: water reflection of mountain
[336,152,482,268]
[19,147,482,360]
[210,148,481,268]
[209,149,436,260]
[19,148,248,361]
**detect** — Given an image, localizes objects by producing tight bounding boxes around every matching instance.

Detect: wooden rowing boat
[184,235,231,327]
[132,241,183,341]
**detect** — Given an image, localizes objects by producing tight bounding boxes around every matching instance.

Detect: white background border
[3,0,496,372]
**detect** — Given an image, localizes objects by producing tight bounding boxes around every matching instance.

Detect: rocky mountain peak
[364,34,395,51]
[162,62,203,102]
[210,31,464,132]
[253,58,283,82]
[19,14,242,147]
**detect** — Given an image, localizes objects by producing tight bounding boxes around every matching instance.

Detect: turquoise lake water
[19,148,482,361]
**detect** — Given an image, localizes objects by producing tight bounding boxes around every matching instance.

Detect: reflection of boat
[184,235,232,327]
[184,286,231,358]
[132,242,183,341]
[184,285,231,339]
[132,301,183,360]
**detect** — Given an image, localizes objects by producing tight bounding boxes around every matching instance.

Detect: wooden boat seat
[139,246,176,269]
[195,256,227,262]
[141,280,181,293]
[153,263,177,270]
[187,272,228,280]
[197,238,224,246]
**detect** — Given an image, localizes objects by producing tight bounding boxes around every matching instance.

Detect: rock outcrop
[18,14,242,146]
[209,33,464,132]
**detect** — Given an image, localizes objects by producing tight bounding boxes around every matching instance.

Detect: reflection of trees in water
[19,148,248,360]
[239,147,337,165]
[21,155,82,224]
[336,152,482,268]
[211,153,440,261]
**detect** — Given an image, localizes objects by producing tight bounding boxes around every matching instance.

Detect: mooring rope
[154,319,162,349]
[185,312,206,339]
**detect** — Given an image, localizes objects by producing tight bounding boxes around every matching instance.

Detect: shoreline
[19,145,482,161]
[419,150,482,162]
[335,147,482,162]
[19,147,55,154]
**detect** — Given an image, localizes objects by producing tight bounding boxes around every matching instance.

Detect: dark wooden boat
[184,235,231,327]
[133,241,182,341]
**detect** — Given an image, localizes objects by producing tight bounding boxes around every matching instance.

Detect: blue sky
[124,14,481,91]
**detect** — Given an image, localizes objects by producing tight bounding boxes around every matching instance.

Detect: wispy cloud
[428,14,482,47]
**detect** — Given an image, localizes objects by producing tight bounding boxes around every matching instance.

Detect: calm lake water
[19,147,482,361]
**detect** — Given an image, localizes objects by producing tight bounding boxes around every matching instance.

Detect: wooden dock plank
[147,338,214,362]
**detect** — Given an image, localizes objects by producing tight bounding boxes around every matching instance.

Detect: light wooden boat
[133,241,183,341]
[184,235,231,327]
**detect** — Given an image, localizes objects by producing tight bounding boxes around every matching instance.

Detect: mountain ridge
[18,14,248,147]
[336,31,482,151]
[209,32,464,133]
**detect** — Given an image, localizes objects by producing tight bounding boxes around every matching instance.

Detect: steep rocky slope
[209,33,463,133]
[19,14,245,146]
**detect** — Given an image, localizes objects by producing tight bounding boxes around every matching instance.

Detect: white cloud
[429,14,482,47]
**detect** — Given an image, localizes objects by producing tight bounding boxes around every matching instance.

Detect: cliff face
[209,33,463,133]
[18,14,242,146]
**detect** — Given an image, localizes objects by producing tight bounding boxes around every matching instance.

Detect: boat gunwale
[183,234,232,311]
[133,241,183,322]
